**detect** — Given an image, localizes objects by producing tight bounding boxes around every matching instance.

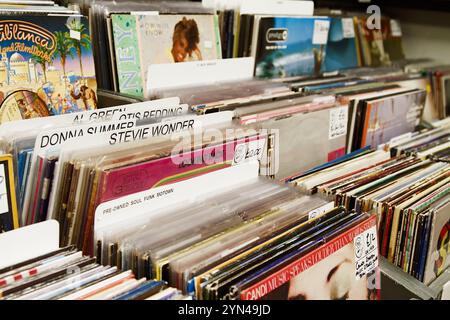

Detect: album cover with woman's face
[240,215,380,300]
[135,14,222,89]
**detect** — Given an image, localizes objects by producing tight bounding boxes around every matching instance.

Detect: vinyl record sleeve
[253,16,330,79]
[354,16,390,67]
[0,154,18,232]
[360,90,426,149]
[135,14,222,93]
[324,17,359,72]
[0,15,98,116]
[238,214,377,300]
[242,103,348,179]
[110,14,144,98]
[423,196,450,284]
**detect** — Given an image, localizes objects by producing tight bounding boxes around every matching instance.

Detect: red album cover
[240,215,380,300]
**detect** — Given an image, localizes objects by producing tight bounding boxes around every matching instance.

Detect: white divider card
[443,280,450,300]
[239,0,314,15]
[130,11,159,15]
[202,0,243,10]
[146,58,255,98]
[0,220,59,269]
[354,226,378,280]
[0,97,182,140]
[431,117,450,129]
[94,161,260,233]
[378,132,414,151]
[108,111,233,145]
[34,111,232,221]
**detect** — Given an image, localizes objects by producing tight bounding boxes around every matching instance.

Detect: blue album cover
[254,17,330,79]
[324,17,359,72]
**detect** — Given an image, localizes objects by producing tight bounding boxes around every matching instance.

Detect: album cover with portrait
[0,15,97,124]
[111,14,222,97]
[240,215,380,300]
[423,196,450,285]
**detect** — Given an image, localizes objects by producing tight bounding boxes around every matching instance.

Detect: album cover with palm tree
[0,15,97,123]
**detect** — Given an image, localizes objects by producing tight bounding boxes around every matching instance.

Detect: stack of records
[288,147,450,284]
[159,79,350,179]
[160,79,297,115]
[0,2,98,124]
[223,2,406,79]
[46,125,272,253]
[0,245,190,300]
[388,123,450,161]
[96,175,379,300]
[277,69,428,151]
[0,98,188,220]
[89,0,220,96]
[353,15,405,67]
[403,61,450,119]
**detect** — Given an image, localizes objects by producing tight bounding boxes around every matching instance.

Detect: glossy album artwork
[112,13,221,97]
[254,17,330,79]
[0,15,97,123]
[240,215,379,300]
[361,90,426,149]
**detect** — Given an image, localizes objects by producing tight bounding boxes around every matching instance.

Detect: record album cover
[111,13,221,97]
[360,90,426,149]
[111,14,143,98]
[240,215,379,300]
[355,16,390,67]
[423,198,450,285]
[97,134,266,204]
[0,15,97,124]
[254,16,330,79]
[324,17,359,72]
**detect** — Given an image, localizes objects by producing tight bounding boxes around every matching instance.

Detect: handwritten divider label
[354,226,378,279]
[232,138,266,165]
[329,106,348,139]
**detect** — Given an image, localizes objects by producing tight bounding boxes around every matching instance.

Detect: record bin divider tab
[0,220,60,269]
[146,57,255,99]
[93,161,260,236]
